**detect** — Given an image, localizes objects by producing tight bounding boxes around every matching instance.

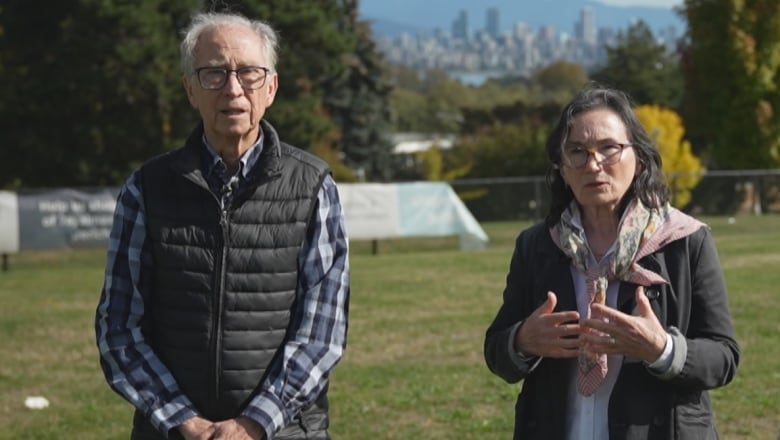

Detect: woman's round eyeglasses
[561,143,632,169]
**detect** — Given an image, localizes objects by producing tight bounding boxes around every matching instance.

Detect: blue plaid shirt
[95,135,349,439]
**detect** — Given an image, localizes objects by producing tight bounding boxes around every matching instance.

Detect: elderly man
[96,11,349,440]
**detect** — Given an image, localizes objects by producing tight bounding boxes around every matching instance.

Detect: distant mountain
[359,0,685,38]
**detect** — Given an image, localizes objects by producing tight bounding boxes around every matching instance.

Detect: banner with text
[1,183,487,253]
[339,182,488,250]
[7,188,119,252]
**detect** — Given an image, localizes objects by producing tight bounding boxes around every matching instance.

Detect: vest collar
[172,120,284,189]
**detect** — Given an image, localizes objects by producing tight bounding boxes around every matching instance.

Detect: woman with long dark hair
[484,84,739,439]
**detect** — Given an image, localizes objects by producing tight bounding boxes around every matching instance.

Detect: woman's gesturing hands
[514,291,581,359]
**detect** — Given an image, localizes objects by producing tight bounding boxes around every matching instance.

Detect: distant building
[576,7,597,46]
[377,6,679,85]
[452,10,468,41]
[486,7,500,39]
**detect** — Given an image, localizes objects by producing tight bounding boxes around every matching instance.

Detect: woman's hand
[515,291,581,358]
[580,286,667,362]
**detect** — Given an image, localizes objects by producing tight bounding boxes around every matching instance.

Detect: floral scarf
[550,198,706,290]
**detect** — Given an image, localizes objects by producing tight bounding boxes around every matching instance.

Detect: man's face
[183,24,277,148]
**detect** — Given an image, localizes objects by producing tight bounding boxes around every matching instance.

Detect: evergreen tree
[0,0,200,188]
[590,20,683,109]
[205,1,352,150]
[322,0,395,181]
[206,1,396,181]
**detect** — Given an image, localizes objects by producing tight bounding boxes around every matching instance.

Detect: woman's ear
[558,165,569,186]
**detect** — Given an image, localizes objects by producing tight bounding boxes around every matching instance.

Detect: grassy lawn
[0,215,777,439]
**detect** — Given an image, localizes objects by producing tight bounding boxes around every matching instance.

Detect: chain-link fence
[451,169,780,223]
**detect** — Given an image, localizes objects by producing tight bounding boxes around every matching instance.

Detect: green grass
[0,215,778,439]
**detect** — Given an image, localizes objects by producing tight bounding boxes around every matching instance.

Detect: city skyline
[375,4,680,85]
[360,0,683,39]
[597,0,680,6]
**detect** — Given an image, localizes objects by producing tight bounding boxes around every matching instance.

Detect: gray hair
[179,12,279,74]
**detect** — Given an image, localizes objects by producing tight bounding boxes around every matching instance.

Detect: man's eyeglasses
[193,66,270,90]
[561,143,632,169]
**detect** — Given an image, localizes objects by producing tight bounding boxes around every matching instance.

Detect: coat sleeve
[664,227,740,390]
[484,228,542,383]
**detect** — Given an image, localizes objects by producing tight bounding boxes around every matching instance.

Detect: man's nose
[223,71,244,94]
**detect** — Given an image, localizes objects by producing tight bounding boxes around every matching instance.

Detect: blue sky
[595,0,680,6]
[360,0,684,36]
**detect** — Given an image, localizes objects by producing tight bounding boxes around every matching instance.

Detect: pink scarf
[550,199,706,288]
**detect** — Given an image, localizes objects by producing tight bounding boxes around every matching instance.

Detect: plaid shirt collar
[200,133,264,188]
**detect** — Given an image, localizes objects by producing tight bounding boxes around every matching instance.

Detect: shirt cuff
[646,332,674,373]
[153,403,199,439]
[507,321,543,370]
[241,390,287,440]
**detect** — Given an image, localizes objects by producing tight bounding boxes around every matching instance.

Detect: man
[95,11,349,440]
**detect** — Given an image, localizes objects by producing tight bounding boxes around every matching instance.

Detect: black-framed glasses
[193,66,270,90]
[561,143,632,169]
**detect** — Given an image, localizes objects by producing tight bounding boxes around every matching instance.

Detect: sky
[595,0,681,6]
[360,0,684,37]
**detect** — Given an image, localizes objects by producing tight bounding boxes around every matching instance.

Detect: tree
[390,87,432,132]
[453,101,561,178]
[206,0,354,152]
[0,1,383,188]
[635,105,703,208]
[590,20,683,109]
[387,67,469,134]
[0,0,200,188]
[531,61,589,98]
[413,146,472,182]
[681,0,780,169]
[455,122,548,178]
[321,0,395,181]
[207,1,396,181]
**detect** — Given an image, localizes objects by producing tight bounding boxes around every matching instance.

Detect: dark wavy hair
[545,84,669,227]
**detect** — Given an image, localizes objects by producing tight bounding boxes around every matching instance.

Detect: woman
[483,85,739,440]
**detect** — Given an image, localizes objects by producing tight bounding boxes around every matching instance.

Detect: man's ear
[182,74,198,108]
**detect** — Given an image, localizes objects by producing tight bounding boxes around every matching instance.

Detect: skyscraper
[452,10,468,41]
[486,7,500,38]
[577,7,597,46]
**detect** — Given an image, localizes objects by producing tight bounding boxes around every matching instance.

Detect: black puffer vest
[132,121,331,440]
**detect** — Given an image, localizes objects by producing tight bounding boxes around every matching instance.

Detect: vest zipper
[210,186,231,414]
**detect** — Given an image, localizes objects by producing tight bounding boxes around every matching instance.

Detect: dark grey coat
[484,222,739,440]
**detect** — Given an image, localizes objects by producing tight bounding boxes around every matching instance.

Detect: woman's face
[559,108,639,215]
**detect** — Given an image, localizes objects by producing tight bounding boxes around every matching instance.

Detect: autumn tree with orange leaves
[635,105,703,208]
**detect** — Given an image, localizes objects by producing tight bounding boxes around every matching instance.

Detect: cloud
[595,0,682,8]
